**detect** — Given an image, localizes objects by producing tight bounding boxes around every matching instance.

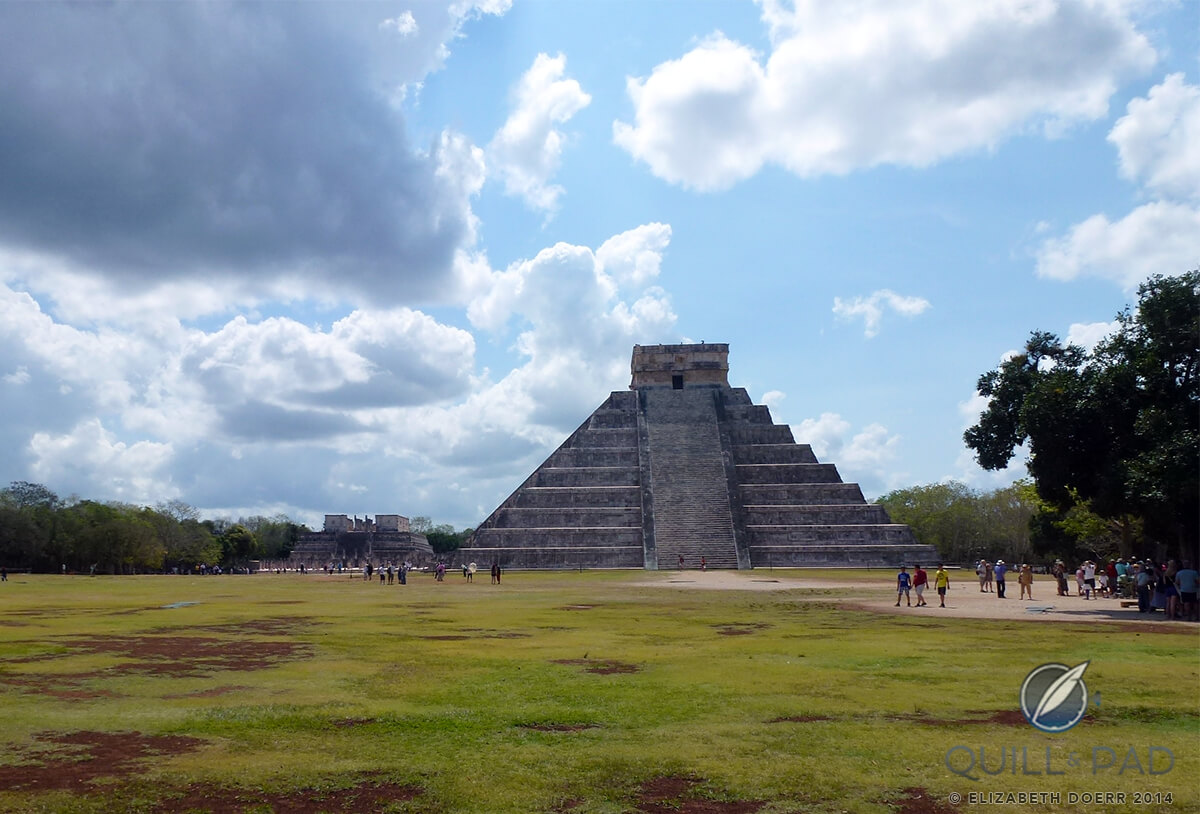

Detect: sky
[1,0,1197,530]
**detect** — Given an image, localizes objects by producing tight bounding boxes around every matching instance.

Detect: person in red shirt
[912,563,929,607]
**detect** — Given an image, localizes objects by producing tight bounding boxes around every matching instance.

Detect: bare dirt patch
[712,622,771,636]
[889,710,1030,727]
[419,634,471,641]
[68,635,308,676]
[892,786,960,814]
[152,617,312,636]
[3,634,310,682]
[0,673,118,701]
[766,714,833,723]
[517,722,598,732]
[560,604,596,610]
[154,773,422,813]
[634,775,764,813]
[0,730,204,792]
[552,658,641,675]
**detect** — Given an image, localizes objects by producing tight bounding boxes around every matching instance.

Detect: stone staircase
[643,389,740,569]
[459,391,645,569]
[719,388,938,567]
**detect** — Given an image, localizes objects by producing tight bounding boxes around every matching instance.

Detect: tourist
[399,562,408,585]
[1135,562,1153,613]
[993,560,1008,598]
[1083,560,1096,599]
[1052,560,1068,596]
[1018,563,1034,600]
[912,563,928,607]
[976,560,987,592]
[895,566,912,607]
[701,556,707,571]
[934,564,950,608]
[678,554,684,570]
[365,563,373,582]
[435,561,445,582]
[1174,561,1198,622]
[493,561,502,584]
[1096,570,1110,598]
[1161,561,1179,620]
[1,566,6,582]
[984,560,994,592]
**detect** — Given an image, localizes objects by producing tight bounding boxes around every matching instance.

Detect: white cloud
[614,0,1156,190]
[1037,72,1200,289]
[489,53,592,213]
[1067,320,1118,350]
[794,412,906,495]
[30,419,176,503]
[761,389,786,413]
[379,12,418,37]
[1109,72,1200,201]
[1035,200,1200,288]
[3,366,29,385]
[596,223,672,287]
[832,289,931,338]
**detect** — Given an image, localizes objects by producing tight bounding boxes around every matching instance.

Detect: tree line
[0,484,306,574]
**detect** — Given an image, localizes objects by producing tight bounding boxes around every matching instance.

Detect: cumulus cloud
[1066,320,1118,351]
[30,419,176,503]
[832,289,931,338]
[1036,200,1200,288]
[1109,73,1200,200]
[1037,72,1200,288]
[489,53,592,213]
[793,412,906,495]
[614,0,1155,190]
[0,2,506,304]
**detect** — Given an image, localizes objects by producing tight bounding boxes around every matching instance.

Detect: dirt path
[638,570,1184,627]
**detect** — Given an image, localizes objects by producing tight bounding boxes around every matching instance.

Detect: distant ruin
[290,513,433,568]
[458,343,937,569]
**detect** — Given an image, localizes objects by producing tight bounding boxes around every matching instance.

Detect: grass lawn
[0,570,1195,813]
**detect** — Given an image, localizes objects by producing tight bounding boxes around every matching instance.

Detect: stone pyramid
[459,344,938,569]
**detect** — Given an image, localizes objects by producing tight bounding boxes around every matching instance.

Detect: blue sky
[1,1,1197,529]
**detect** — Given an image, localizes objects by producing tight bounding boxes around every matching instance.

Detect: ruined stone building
[458,343,937,569]
[290,513,432,567]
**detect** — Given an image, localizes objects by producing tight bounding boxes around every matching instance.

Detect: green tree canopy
[964,271,1199,557]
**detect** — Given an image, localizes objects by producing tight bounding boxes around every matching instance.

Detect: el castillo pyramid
[459,344,937,569]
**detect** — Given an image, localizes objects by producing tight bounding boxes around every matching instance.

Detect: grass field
[0,570,1195,813]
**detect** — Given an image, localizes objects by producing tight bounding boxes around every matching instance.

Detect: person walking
[934,564,950,608]
[895,566,912,607]
[912,563,928,607]
[993,560,1007,598]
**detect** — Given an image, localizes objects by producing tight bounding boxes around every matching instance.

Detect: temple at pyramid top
[459,343,937,570]
[630,343,729,389]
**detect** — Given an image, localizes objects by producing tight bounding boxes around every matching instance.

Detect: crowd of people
[951,557,1198,620]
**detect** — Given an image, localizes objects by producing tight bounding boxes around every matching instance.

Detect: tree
[876,481,1038,564]
[220,524,258,566]
[965,271,1199,558]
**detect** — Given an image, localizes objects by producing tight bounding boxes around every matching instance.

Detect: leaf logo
[1020,661,1090,733]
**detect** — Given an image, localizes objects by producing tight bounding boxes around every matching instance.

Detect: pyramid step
[738,484,867,505]
[535,468,640,487]
[732,444,818,465]
[492,507,641,528]
[510,486,641,508]
[736,463,842,484]
[743,505,892,525]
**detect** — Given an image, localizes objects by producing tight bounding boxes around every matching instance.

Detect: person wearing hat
[993,560,1008,598]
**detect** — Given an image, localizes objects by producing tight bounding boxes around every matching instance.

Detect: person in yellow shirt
[934,564,950,608]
